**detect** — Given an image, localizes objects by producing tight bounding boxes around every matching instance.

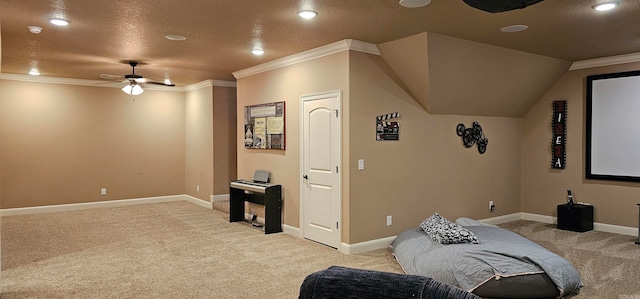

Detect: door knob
[303,175,308,180]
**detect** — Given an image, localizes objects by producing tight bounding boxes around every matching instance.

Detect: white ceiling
[1,0,639,85]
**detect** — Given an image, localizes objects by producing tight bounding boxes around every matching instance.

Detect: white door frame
[299,90,342,250]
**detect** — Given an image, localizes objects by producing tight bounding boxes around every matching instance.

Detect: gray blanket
[391,225,581,297]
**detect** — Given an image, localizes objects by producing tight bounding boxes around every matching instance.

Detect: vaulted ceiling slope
[378,32,572,117]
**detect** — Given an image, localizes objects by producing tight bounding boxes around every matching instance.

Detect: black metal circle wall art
[456,121,488,154]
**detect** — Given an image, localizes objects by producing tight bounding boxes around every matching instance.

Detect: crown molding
[212,80,237,88]
[570,52,640,70]
[183,80,213,91]
[233,39,380,79]
[0,73,110,87]
[183,79,237,91]
[0,73,185,92]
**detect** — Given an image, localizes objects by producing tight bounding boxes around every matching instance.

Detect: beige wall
[346,51,522,243]
[184,83,237,201]
[522,61,640,228]
[236,50,523,244]
[185,85,214,201]
[0,80,186,208]
[213,86,237,194]
[236,51,350,228]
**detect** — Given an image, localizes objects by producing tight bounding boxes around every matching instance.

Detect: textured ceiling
[1,0,639,85]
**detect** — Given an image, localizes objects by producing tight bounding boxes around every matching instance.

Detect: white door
[300,91,341,249]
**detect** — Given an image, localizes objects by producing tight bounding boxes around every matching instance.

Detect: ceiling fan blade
[99,73,124,81]
[145,81,176,87]
[104,61,175,88]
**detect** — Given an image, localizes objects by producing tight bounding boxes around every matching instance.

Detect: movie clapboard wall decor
[552,100,567,169]
[376,112,400,141]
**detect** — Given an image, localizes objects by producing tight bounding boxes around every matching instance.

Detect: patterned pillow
[420,213,479,244]
[419,213,445,241]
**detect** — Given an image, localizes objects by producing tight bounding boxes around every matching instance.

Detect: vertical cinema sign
[552,100,567,169]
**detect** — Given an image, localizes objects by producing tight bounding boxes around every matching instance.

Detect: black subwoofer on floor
[557,204,593,233]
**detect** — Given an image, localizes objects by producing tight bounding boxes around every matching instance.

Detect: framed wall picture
[244,101,285,149]
[552,100,566,169]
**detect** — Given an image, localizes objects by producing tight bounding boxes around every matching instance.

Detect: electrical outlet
[489,200,495,211]
[101,188,107,196]
[197,185,200,192]
[386,215,392,226]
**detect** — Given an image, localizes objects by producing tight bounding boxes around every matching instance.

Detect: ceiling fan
[100,61,175,96]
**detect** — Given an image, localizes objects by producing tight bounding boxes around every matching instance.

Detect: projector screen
[586,70,640,182]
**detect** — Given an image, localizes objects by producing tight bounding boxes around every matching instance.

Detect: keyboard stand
[229,180,282,234]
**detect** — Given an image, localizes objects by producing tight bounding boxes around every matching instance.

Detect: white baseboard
[340,236,397,255]
[212,194,229,202]
[0,195,185,216]
[481,213,522,225]
[283,224,301,238]
[514,212,638,237]
[594,222,638,236]
[279,224,395,255]
[184,195,212,209]
[520,212,556,224]
[336,212,639,255]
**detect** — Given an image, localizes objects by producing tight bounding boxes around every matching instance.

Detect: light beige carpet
[1,201,401,298]
[499,220,640,298]
[1,201,639,298]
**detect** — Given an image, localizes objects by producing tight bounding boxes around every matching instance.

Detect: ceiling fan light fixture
[49,18,70,27]
[132,84,144,95]
[122,83,144,96]
[593,1,619,11]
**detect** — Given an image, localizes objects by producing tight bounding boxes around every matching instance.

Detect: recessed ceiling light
[251,49,265,56]
[593,1,619,11]
[28,26,43,34]
[399,0,432,8]
[165,35,187,41]
[297,10,318,19]
[500,25,529,33]
[49,18,70,26]
[29,68,40,76]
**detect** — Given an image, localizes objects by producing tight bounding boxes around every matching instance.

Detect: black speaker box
[463,0,544,13]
